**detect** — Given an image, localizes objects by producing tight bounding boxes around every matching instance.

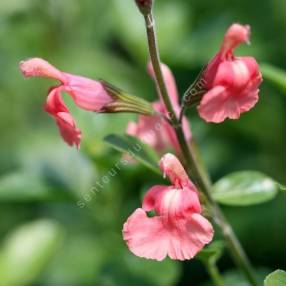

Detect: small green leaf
[264,270,286,286]
[197,241,224,265]
[261,63,286,93]
[104,134,160,174]
[0,220,63,286]
[213,171,278,206]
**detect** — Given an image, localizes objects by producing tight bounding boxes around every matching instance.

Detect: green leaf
[104,134,160,174]
[279,184,286,192]
[213,171,278,206]
[0,171,71,202]
[197,241,224,265]
[261,63,286,93]
[264,270,286,286]
[0,220,63,286]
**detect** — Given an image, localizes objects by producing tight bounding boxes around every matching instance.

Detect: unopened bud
[135,0,153,15]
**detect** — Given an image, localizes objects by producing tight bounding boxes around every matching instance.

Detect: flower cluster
[19,22,262,262]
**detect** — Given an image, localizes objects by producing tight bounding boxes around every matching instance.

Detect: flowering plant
[16,1,286,285]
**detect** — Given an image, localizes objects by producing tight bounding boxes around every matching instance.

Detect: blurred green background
[0,0,286,285]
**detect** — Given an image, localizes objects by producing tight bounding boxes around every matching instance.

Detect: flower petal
[19,58,66,82]
[213,57,261,90]
[159,153,194,189]
[45,88,81,148]
[142,185,168,212]
[123,208,169,261]
[63,74,113,111]
[237,75,261,113]
[123,208,214,261]
[56,112,81,149]
[167,213,214,260]
[221,23,250,56]
[198,85,239,123]
[143,182,201,218]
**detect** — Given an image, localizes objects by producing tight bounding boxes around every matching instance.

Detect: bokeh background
[0,0,286,285]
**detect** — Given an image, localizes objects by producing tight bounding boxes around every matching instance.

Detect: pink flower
[127,62,191,154]
[198,23,263,123]
[20,58,114,148]
[123,153,214,261]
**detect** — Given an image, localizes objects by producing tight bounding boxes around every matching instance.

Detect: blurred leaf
[278,184,286,192]
[123,254,180,286]
[42,234,106,286]
[104,134,160,174]
[97,250,180,286]
[0,171,71,202]
[213,171,278,206]
[0,219,63,286]
[264,270,286,286]
[0,0,32,16]
[18,136,97,197]
[261,63,286,93]
[196,241,224,265]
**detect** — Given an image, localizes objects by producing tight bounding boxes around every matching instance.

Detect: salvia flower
[20,58,154,148]
[123,153,214,261]
[197,24,263,123]
[126,62,191,154]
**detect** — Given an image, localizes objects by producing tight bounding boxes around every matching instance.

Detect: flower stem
[143,12,258,286]
[205,263,225,286]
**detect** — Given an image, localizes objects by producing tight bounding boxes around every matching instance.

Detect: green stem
[143,12,258,286]
[144,14,178,125]
[205,263,225,286]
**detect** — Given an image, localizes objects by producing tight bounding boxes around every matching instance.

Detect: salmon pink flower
[127,63,191,154]
[123,153,214,261]
[198,23,263,123]
[19,58,113,148]
[20,58,154,148]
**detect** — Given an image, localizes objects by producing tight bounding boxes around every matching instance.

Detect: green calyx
[101,81,155,116]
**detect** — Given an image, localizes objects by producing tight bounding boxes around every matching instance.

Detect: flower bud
[135,0,153,15]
